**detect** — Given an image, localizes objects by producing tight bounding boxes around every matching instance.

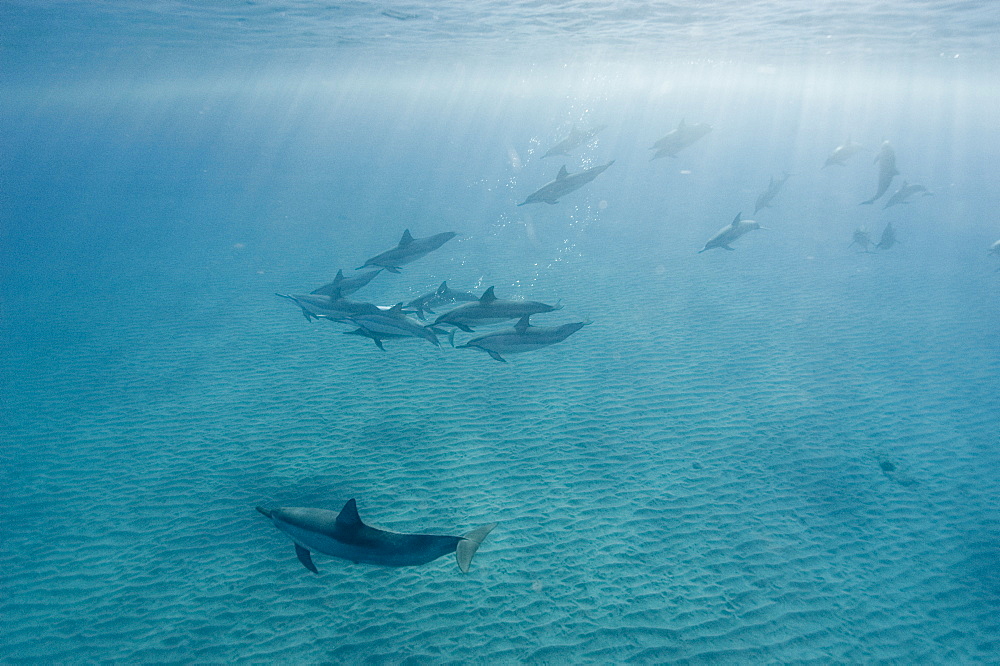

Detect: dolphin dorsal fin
[514,315,531,333]
[398,229,414,246]
[731,212,742,227]
[337,499,363,528]
[556,165,568,180]
[437,281,448,295]
[387,302,405,314]
[480,286,497,304]
[335,269,345,282]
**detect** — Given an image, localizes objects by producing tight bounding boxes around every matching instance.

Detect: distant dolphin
[823,138,863,168]
[542,125,607,158]
[457,314,588,362]
[754,172,791,214]
[348,303,441,346]
[990,240,1000,256]
[882,181,932,209]
[311,269,382,298]
[357,229,457,273]
[698,212,766,253]
[256,500,497,574]
[649,119,712,160]
[432,286,562,332]
[875,221,898,250]
[849,227,873,252]
[405,281,479,320]
[517,161,615,206]
[860,141,899,205]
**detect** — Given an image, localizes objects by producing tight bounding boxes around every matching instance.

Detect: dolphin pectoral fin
[723,245,735,251]
[295,544,319,574]
[456,523,498,573]
[385,267,402,274]
[546,200,559,205]
[372,336,386,351]
[486,350,507,362]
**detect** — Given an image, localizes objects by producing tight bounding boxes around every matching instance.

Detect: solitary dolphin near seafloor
[860,141,899,205]
[541,125,607,158]
[882,181,932,209]
[357,229,457,273]
[849,227,873,252]
[698,212,766,253]
[405,281,479,320]
[432,286,562,332]
[754,172,791,214]
[457,314,589,362]
[256,500,497,573]
[311,269,382,298]
[875,222,898,250]
[517,161,615,206]
[823,138,863,168]
[649,119,713,160]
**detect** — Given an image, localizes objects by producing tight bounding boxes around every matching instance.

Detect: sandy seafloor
[3,184,1000,662]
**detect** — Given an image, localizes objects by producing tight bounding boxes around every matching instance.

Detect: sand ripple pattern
[2,235,1000,662]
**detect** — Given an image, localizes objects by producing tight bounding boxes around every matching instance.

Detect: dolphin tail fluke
[295,544,319,574]
[456,522,498,573]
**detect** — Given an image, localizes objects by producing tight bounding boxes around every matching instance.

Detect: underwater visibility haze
[3,1,1000,662]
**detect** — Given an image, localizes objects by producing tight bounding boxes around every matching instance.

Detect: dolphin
[849,227,873,252]
[276,293,407,322]
[344,325,450,351]
[517,161,615,206]
[875,222,898,250]
[698,212,766,253]
[311,269,382,298]
[882,181,932,209]
[649,119,712,160]
[754,172,791,214]
[432,286,562,332]
[348,303,441,346]
[823,138,863,168]
[860,141,899,205]
[541,125,607,158]
[405,281,479,320]
[990,240,1000,256]
[357,229,458,273]
[256,500,497,574]
[457,314,588,362]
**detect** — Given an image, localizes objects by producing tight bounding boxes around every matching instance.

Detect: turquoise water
[3,2,1000,663]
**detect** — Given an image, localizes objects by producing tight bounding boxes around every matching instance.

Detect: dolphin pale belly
[823,138,863,168]
[257,500,497,574]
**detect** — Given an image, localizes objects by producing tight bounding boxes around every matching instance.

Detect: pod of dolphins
[260,119,997,577]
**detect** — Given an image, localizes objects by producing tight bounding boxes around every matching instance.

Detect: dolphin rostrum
[457,314,588,362]
[823,138,863,168]
[357,229,457,273]
[517,161,615,206]
[754,172,791,214]
[256,500,497,574]
[649,119,713,160]
[861,141,899,205]
[432,286,562,332]
[541,125,607,159]
[875,222,898,250]
[405,281,479,320]
[311,269,382,298]
[882,181,932,209]
[698,212,766,253]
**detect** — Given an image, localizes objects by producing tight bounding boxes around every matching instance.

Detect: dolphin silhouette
[457,314,588,362]
[754,172,791,214]
[256,500,497,573]
[698,212,766,253]
[518,161,615,206]
[311,269,382,298]
[357,229,457,273]
[649,119,712,160]
[861,141,899,205]
[432,286,562,332]
[541,125,606,158]
[823,137,863,168]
